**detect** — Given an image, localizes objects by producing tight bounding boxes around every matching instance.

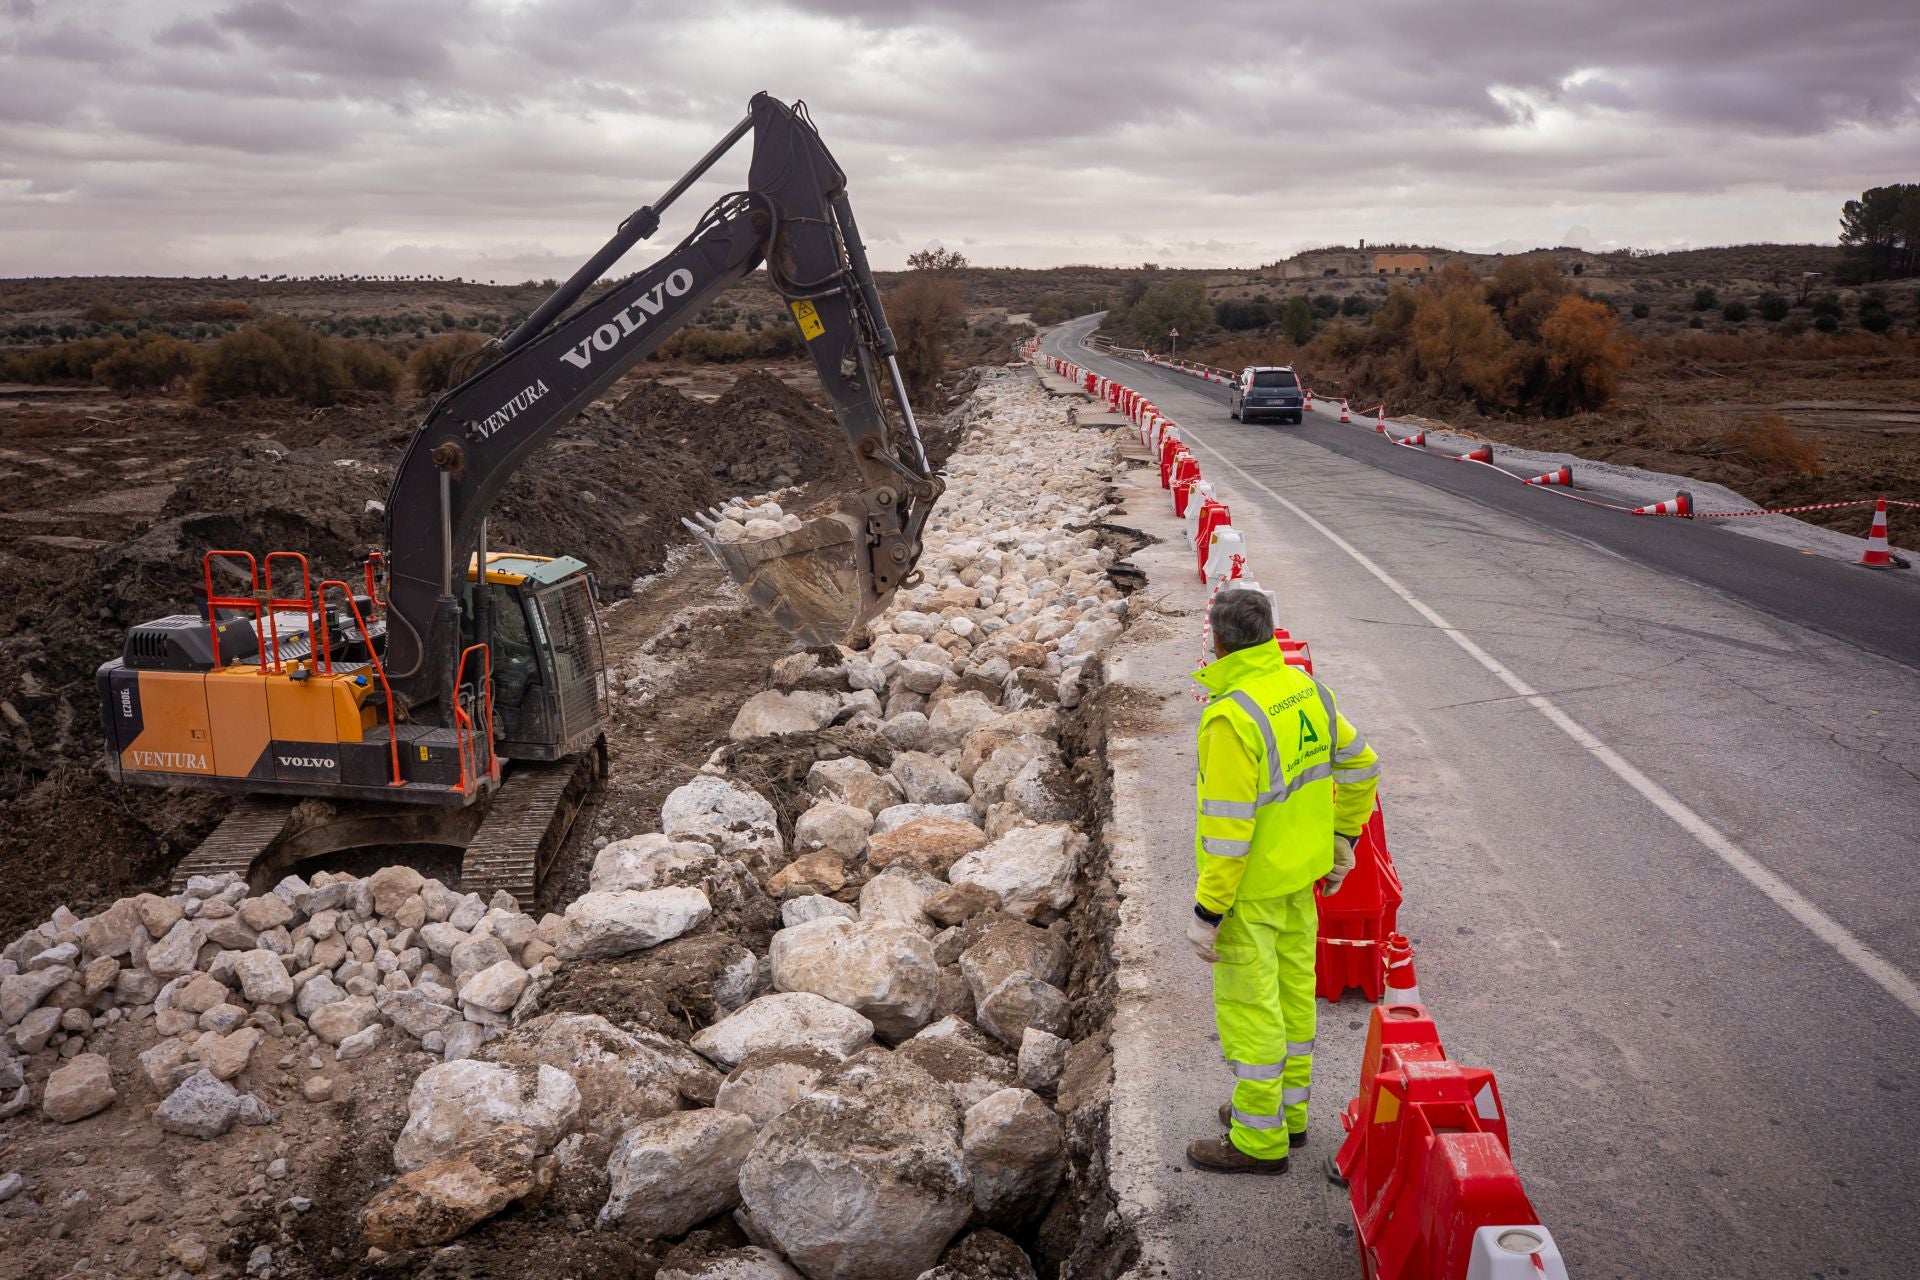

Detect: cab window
[1251,370,1298,388]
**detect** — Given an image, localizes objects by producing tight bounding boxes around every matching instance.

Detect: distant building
[1373,252,1430,276]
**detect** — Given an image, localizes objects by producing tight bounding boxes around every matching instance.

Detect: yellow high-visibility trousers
[1212,886,1317,1158]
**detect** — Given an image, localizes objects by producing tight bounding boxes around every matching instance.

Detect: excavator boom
[382,93,942,726]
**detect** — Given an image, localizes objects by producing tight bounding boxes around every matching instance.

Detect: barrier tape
[1697,497,1920,518]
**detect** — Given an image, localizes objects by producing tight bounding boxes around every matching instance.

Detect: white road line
[1061,335,1920,1024]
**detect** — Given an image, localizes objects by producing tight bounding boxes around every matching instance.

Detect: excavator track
[459,739,607,910]
[164,741,605,906]
[169,796,299,892]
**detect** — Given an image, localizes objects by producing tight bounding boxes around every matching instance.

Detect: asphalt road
[1044,318,1920,1279]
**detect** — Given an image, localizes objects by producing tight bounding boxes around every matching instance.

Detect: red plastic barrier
[1172,454,1201,516]
[1196,500,1230,555]
[1159,436,1184,489]
[1273,625,1314,675]
[1315,801,1402,1002]
[1335,1005,1544,1280]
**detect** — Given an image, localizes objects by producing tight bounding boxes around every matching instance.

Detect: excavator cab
[459,553,607,763]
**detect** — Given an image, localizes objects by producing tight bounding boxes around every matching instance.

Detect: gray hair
[1210,589,1274,654]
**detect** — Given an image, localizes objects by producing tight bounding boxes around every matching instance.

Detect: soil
[0,365,897,942]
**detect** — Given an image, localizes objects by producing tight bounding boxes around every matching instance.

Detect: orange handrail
[451,642,498,795]
[315,579,403,788]
[201,549,260,669]
[261,551,315,674]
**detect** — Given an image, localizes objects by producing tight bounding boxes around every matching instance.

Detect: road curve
[1053,317,1920,1279]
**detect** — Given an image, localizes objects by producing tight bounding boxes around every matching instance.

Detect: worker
[1184,589,1380,1173]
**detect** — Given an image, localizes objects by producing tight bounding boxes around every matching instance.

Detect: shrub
[1692,287,1718,311]
[1813,313,1840,333]
[94,333,198,392]
[1371,285,1417,351]
[1340,295,1371,317]
[1860,303,1893,333]
[1758,292,1789,322]
[1631,302,1650,318]
[340,341,403,395]
[1688,316,1705,329]
[1720,415,1822,476]
[1279,296,1317,344]
[1214,298,1272,331]
[1810,293,1844,320]
[886,272,967,395]
[1722,300,1750,323]
[1534,295,1631,413]
[1128,280,1211,348]
[193,316,396,406]
[1408,268,1511,402]
[409,332,490,396]
[1310,294,1340,319]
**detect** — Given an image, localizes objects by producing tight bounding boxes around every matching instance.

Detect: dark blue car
[1229,366,1304,424]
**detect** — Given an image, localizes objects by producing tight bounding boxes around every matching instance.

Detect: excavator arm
[381,93,943,724]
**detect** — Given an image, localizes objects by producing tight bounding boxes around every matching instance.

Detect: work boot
[1187,1135,1289,1175]
[1218,1104,1307,1148]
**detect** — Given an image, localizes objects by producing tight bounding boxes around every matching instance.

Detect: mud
[0,371,863,940]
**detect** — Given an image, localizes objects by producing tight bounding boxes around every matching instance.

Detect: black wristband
[1194,904,1223,926]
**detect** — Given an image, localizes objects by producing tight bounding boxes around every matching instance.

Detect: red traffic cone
[1400,431,1426,448]
[1383,933,1421,1006]
[1339,398,1352,423]
[1633,491,1694,518]
[1304,389,1315,412]
[1459,444,1494,464]
[1861,498,1894,569]
[1375,405,1387,430]
[1524,465,1573,486]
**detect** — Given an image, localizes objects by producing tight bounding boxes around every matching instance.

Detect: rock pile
[1,369,1122,1280]
[0,860,618,1137]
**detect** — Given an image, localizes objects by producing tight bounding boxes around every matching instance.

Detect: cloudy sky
[2,0,1917,278]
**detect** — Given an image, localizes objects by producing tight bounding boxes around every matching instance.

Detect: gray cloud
[0,0,1916,279]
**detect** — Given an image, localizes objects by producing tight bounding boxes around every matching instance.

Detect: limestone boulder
[662,776,785,867]
[894,1027,1016,1111]
[730,690,840,740]
[779,895,857,928]
[599,1108,758,1239]
[858,866,944,936]
[486,1013,721,1140]
[958,920,1070,1007]
[714,1047,836,1128]
[2,967,70,1027]
[42,1053,115,1123]
[1016,1029,1069,1093]
[738,1055,973,1280]
[690,992,874,1070]
[153,1070,242,1139]
[555,887,710,961]
[962,1089,1065,1229]
[659,1248,804,1280]
[974,973,1070,1051]
[360,1123,544,1251]
[874,803,979,837]
[888,752,971,807]
[866,817,989,877]
[769,918,939,1042]
[368,865,426,918]
[946,824,1082,922]
[805,758,904,816]
[925,693,1001,752]
[792,802,873,857]
[392,1060,581,1171]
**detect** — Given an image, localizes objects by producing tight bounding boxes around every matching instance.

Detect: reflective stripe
[1286,1039,1315,1057]
[1311,679,1337,733]
[1231,1106,1287,1130]
[1201,836,1251,858]
[1201,799,1258,819]
[1223,690,1282,793]
[1333,762,1379,782]
[1229,1059,1285,1081]
[1282,1086,1311,1106]
[1334,737,1371,763]
[1259,760,1332,806]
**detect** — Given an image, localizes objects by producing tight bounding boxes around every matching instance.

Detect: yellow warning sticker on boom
[790,299,826,341]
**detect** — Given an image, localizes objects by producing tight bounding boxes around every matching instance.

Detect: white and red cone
[1861,498,1893,569]
[1524,466,1573,486]
[1633,491,1694,517]
[1383,933,1421,1006]
[1460,444,1495,464]
[1339,398,1352,423]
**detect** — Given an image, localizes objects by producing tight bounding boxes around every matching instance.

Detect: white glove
[1186,909,1220,963]
[1321,834,1357,896]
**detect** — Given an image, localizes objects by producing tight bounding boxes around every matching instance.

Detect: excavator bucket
[684,504,882,646]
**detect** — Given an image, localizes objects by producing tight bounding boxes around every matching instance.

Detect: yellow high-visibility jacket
[1192,639,1380,913]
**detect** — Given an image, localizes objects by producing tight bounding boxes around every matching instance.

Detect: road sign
[1169,327,1180,337]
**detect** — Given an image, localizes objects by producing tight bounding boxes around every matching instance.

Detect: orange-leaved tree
[1535,295,1631,414]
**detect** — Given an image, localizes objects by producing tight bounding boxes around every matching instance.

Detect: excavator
[95,93,944,906]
